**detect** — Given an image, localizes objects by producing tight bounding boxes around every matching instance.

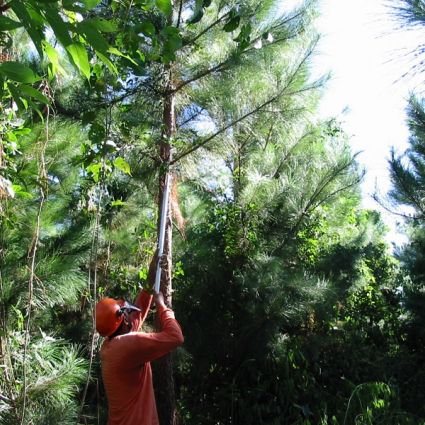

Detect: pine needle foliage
[0,337,87,425]
[390,0,425,27]
[0,120,91,424]
[385,95,425,418]
[170,4,378,420]
[389,97,425,218]
[0,0,419,423]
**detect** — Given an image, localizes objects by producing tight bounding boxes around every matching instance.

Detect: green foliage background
[0,1,425,424]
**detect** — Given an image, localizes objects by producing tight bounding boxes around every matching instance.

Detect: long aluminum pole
[154,173,172,293]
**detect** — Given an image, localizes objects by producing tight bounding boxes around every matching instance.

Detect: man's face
[120,306,141,333]
[120,309,134,333]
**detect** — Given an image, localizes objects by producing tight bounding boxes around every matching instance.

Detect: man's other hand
[154,291,166,309]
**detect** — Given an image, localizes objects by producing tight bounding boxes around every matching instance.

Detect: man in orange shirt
[96,258,184,425]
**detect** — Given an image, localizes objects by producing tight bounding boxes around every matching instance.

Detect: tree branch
[172,61,229,93]
[313,175,363,212]
[272,130,316,177]
[171,46,318,164]
[171,93,280,164]
[263,120,276,151]
[290,158,359,236]
[174,17,318,96]
[177,107,206,128]
[390,154,425,217]
[277,175,362,253]
[306,159,358,214]
[242,3,314,56]
[183,12,230,48]
[372,192,421,221]
[176,0,183,28]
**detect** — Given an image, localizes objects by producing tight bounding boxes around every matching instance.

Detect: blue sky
[312,0,425,245]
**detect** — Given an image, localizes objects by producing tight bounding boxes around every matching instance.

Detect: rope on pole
[154,173,172,293]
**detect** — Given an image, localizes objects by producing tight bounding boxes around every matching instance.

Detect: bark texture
[153,78,178,425]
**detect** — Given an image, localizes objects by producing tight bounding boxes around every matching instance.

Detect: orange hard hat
[95,298,142,337]
[96,298,123,337]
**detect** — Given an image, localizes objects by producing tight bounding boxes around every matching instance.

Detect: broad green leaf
[10,2,44,55]
[161,51,174,63]
[111,1,120,12]
[86,163,102,182]
[138,268,148,280]
[234,22,252,50]
[161,26,180,37]
[114,157,131,175]
[156,0,172,16]
[137,21,156,36]
[42,40,58,65]
[0,16,23,31]
[27,99,44,120]
[18,84,50,104]
[108,47,138,65]
[63,0,102,11]
[76,21,109,53]
[111,199,126,207]
[12,184,33,199]
[0,62,39,83]
[161,27,182,62]
[235,22,252,40]
[47,63,54,81]
[82,110,96,125]
[7,83,26,111]
[164,34,182,51]
[14,127,32,136]
[162,26,182,50]
[88,122,106,142]
[96,51,118,74]
[27,5,45,25]
[42,40,65,75]
[78,0,102,9]
[107,46,125,57]
[86,18,117,32]
[137,0,156,10]
[5,131,17,142]
[44,5,73,47]
[67,43,91,79]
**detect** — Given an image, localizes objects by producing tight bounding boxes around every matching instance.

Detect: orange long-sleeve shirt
[100,291,184,425]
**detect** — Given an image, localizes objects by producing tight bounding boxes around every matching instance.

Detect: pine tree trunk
[153,78,178,425]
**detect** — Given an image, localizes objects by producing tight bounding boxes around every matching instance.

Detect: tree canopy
[0,1,425,424]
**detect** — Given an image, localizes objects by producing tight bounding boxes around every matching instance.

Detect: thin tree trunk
[153,74,178,425]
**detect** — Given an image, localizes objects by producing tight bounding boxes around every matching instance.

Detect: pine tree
[0,1,417,423]
[165,17,380,422]
[54,1,324,422]
[387,96,425,417]
[0,120,92,424]
[389,0,425,82]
